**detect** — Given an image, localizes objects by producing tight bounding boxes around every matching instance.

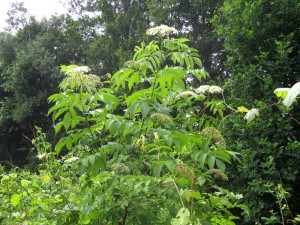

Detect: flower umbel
[195,85,223,94]
[201,127,226,148]
[175,91,197,99]
[65,66,91,75]
[146,25,178,37]
[60,66,102,91]
[110,163,130,174]
[196,85,210,93]
[150,113,173,122]
[208,86,223,93]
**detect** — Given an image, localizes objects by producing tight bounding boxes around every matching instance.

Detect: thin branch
[288,113,300,125]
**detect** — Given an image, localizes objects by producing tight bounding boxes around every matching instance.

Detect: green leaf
[163,160,174,172]
[126,88,151,105]
[63,112,71,130]
[188,55,194,68]
[97,91,119,111]
[199,153,207,168]
[11,194,22,207]
[112,68,135,91]
[283,82,300,109]
[55,137,66,154]
[65,137,73,150]
[181,190,192,202]
[48,93,64,102]
[213,151,231,164]
[192,57,202,68]
[48,100,69,116]
[139,102,151,119]
[237,106,249,112]
[177,38,190,43]
[128,72,139,90]
[55,121,64,134]
[171,207,191,225]
[134,49,152,60]
[152,162,164,177]
[216,159,226,172]
[126,102,139,119]
[60,64,77,73]
[207,155,216,169]
[53,107,68,121]
[69,106,77,119]
[201,139,210,151]
[274,88,290,99]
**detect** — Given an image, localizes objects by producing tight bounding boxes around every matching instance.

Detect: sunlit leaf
[63,112,71,130]
[11,194,22,207]
[42,173,51,184]
[237,106,249,112]
[274,88,290,99]
[171,207,191,225]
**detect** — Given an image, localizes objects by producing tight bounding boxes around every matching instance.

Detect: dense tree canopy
[214,0,300,223]
[0,10,97,166]
[0,0,300,224]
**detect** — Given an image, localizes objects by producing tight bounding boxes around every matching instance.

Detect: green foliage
[214,0,300,223]
[68,0,151,74]
[0,29,248,224]
[0,129,81,224]
[1,1,299,224]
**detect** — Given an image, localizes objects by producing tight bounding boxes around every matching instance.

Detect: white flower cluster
[65,66,91,75]
[196,85,223,94]
[244,108,259,123]
[64,157,79,163]
[229,192,244,200]
[175,91,197,99]
[146,25,178,37]
[37,153,46,159]
[196,85,210,93]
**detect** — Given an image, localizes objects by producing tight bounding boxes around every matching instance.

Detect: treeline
[0,0,299,224]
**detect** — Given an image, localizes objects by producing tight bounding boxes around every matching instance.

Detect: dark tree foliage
[214,0,300,223]
[0,11,96,167]
[68,0,151,75]
[4,1,33,33]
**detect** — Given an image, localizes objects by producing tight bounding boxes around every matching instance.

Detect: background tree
[66,0,151,75]
[213,0,300,223]
[66,0,226,79]
[0,6,96,166]
[4,1,33,32]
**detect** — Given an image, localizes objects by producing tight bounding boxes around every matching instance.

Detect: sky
[0,0,67,31]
